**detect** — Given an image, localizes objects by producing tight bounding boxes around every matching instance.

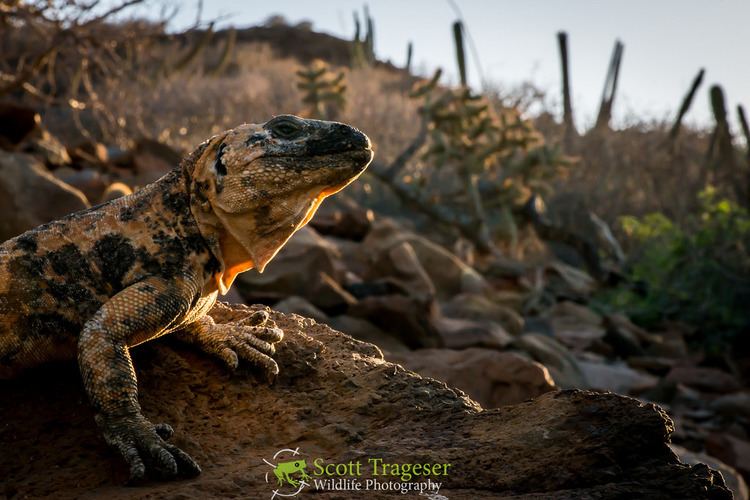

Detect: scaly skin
[0,115,373,481]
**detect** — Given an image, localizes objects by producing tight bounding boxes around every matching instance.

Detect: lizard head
[189,114,373,294]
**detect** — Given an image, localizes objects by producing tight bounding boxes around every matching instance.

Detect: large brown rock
[362,219,490,300]
[0,303,731,499]
[388,348,556,408]
[235,226,347,309]
[0,152,89,242]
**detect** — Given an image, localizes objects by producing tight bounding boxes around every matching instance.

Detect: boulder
[442,293,525,335]
[706,433,750,481]
[670,444,749,500]
[273,296,329,323]
[711,392,750,419]
[349,293,441,349]
[236,226,346,309]
[53,167,109,203]
[547,301,606,352]
[130,138,184,186]
[326,315,409,354]
[309,194,373,241]
[665,366,741,394]
[100,182,134,203]
[0,303,730,498]
[511,333,588,389]
[389,348,556,408]
[362,219,490,300]
[432,315,513,350]
[578,360,659,395]
[0,152,89,242]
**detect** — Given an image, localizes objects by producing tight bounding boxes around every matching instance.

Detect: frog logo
[263,447,311,498]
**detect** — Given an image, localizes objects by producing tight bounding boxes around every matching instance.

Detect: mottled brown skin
[0,115,373,482]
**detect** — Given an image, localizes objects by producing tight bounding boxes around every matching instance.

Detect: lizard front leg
[174,310,283,380]
[78,277,202,482]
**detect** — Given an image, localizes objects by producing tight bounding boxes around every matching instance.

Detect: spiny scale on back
[0,114,373,482]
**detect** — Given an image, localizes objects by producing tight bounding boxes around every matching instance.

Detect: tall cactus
[207,28,236,77]
[452,21,467,87]
[297,60,347,120]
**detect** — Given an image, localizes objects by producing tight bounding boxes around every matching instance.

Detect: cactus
[296,60,346,120]
[452,21,467,87]
[405,41,413,73]
[403,64,564,251]
[669,68,704,144]
[364,5,375,63]
[351,6,375,67]
[170,24,214,74]
[206,28,236,77]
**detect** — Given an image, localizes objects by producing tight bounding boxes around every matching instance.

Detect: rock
[68,141,109,165]
[53,167,109,203]
[711,392,750,419]
[665,366,741,394]
[545,260,597,298]
[603,314,646,357]
[432,315,513,350]
[648,331,689,359]
[0,152,89,242]
[441,293,525,335]
[511,333,588,389]
[706,434,750,480]
[309,194,373,241]
[388,348,556,408]
[547,301,606,352]
[0,103,39,149]
[274,296,329,323]
[363,219,491,300]
[0,303,730,498]
[326,315,409,354]
[100,182,133,203]
[27,128,71,167]
[0,104,69,165]
[365,239,435,301]
[349,294,441,349]
[578,360,659,395]
[670,444,749,500]
[627,356,678,376]
[130,138,184,186]
[236,226,345,309]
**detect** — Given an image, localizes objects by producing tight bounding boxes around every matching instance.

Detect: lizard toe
[253,326,284,344]
[164,442,202,477]
[147,443,179,478]
[114,440,146,485]
[241,310,270,327]
[154,422,174,440]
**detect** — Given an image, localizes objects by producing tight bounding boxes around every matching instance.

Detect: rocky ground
[1,103,749,498]
[0,304,732,499]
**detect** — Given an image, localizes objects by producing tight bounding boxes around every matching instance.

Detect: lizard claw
[194,323,282,380]
[96,413,201,483]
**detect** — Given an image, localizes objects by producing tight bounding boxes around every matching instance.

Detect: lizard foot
[96,412,201,483]
[197,313,283,380]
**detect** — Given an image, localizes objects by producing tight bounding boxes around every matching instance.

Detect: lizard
[0,114,373,482]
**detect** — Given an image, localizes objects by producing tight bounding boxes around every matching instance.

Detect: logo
[263,446,451,498]
[264,447,311,498]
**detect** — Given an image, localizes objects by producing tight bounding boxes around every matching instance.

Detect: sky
[134,0,750,130]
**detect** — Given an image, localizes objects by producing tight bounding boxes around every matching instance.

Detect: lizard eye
[269,118,303,139]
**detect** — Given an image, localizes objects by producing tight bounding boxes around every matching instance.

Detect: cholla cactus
[409,70,567,247]
[296,60,346,120]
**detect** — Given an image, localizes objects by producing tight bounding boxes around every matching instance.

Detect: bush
[595,186,750,347]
